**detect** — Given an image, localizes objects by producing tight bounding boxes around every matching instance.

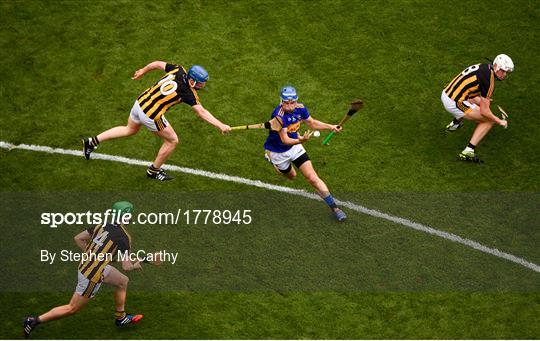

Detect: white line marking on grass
[1,140,539,274]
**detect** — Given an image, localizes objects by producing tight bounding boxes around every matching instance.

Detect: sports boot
[23,316,39,338]
[115,313,143,327]
[334,208,347,222]
[445,119,463,132]
[82,138,96,160]
[458,150,483,163]
[147,167,174,181]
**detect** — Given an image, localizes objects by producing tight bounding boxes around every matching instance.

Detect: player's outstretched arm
[191,104,231,134]
[304,117,342,132]
[74,230,91,252]
[132,61,167,80]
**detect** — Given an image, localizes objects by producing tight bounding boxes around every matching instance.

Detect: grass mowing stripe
[1,140,539,274]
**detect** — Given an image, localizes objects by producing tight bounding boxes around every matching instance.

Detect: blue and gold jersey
[264,103,310,153]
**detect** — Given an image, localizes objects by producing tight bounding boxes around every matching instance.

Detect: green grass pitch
[1,0,539,339]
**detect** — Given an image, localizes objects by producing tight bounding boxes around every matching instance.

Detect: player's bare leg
[97,117,142,142]
[463,109,495,145]
[298,161,346,221]
[147,124,178,181]
[24,293,89,337]
[469,121,495,145]
[104,266,129,312]
[278,165,296,180]
[152,125,179,168]
[459,108,494,162]
[83,117,141,160]
[103,267,142,326]
[38,293,89,323]
[297,160,329,196]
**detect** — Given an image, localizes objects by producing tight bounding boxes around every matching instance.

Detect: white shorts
[440,90,477,119]
[265,144,307,171]
[75,264,112,298]
[129,100,169,132]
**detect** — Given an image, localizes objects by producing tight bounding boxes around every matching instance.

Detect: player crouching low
[23,201,156,338]
[441,54,514,163]
[264,86,347,222]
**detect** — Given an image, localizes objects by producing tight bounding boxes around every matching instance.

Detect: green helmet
[111,201,134,218]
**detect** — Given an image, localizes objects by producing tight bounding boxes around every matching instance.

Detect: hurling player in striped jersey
[83,61,231,180]
[23,202,146,338]
[441,54,513,162]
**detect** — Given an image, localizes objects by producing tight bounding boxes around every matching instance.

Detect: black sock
[90,136,100,147]
[467,142,476,150]
[453,118,462,125]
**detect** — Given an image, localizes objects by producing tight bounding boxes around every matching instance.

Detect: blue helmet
[280,86,298,101]
[187,65,209,83]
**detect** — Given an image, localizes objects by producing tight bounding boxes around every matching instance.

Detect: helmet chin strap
[188,78,201,89]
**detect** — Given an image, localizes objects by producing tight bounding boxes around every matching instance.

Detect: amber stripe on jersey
[457,101,470,113]
[140,91,163,112]
[78,225,103,273]
[83,241,115,281]
[155,117,166,131]
[444,73,462,94]
[137,67,180,106]
[191,87,200,104]
[445,73,475,99]
[137,67,182,116]
[89,224,132,282]
[79,239,115,277]
[445,65,495,106]
[147,93,179,119]
[78,225,117,281]
[79,226,103,271]
[82,281,97,298]
[89,257,110,282]
[152,99,181,121]
[486,71,494,98]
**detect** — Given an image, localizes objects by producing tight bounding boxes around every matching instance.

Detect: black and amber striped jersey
[137,63,201,121]
[77,223,131,282]
[444,63,495,111]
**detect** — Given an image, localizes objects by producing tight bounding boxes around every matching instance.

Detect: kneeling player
[264,86,347,222]
[23,201,150,338]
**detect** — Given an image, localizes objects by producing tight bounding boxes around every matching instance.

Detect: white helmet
[493,54,514,72]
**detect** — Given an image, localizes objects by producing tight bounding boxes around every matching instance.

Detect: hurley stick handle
[322,99,363,146]
[322,131,336,145]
